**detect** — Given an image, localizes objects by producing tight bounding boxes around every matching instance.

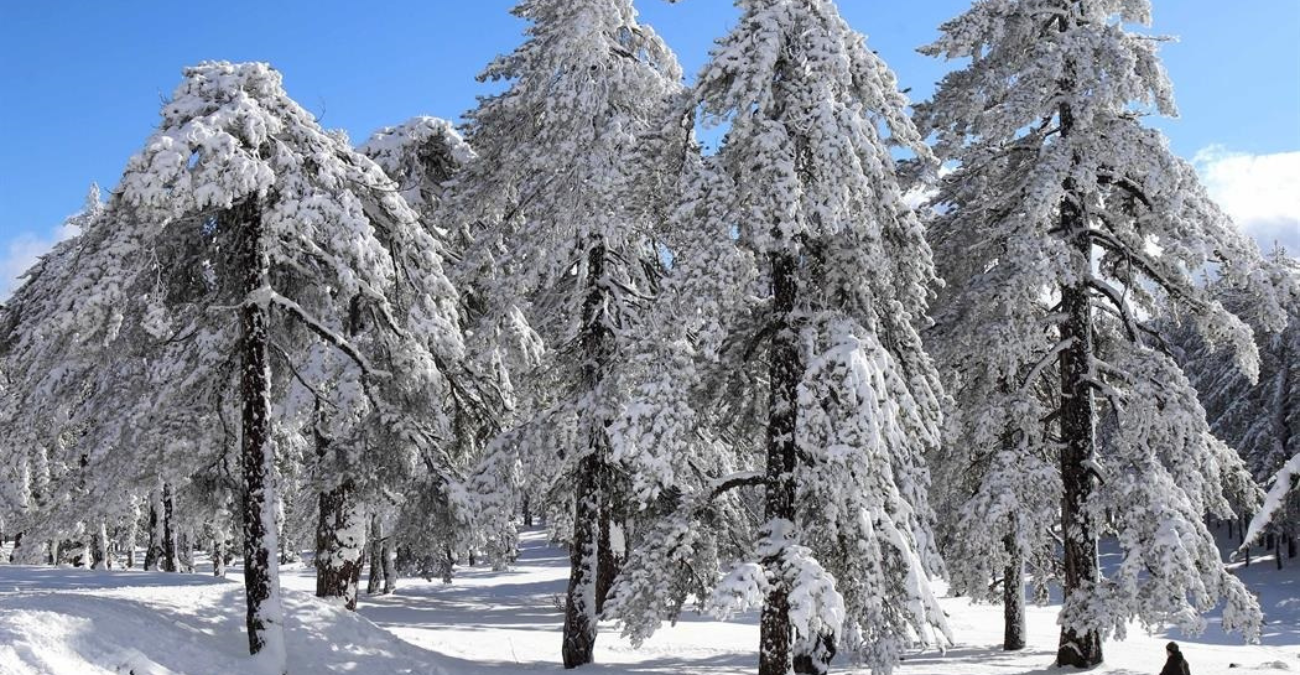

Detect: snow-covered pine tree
[921,87,1065,655]
[360,116,537,586]
[2,61,465,669]
[0,186,114,567]
[450,0,683,666]
[917,0,1289,666]
[603,135,768,657]
[619,2,951,673]
[1176,249,1300,554]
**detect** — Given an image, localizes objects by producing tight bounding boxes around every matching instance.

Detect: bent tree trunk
[315,478,366,611]
[760,250,800,675]
[236,198,288,671]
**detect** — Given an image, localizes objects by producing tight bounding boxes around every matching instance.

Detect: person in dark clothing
[1160,641,1191,675]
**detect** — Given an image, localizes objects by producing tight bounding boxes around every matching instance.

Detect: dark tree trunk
[382,537,397,594]
[792,632,836,675]
[563,454,600,668]
[760,250,800,675]
[595,469,618,615]
[562,237,613,670]
[90,523,109,570]
[9,531,21,564]
[1288,533,1296,559]
[162,483,178,572]
[315,479,365,611]
[1003,533,1027,651]
[1054,66,1104,669]
[367,515,383,595]
[144,494,161,571]
[236,198,286,668]
[523,494,534,527]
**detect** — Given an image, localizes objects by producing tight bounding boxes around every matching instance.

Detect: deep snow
[1,529,1296,674]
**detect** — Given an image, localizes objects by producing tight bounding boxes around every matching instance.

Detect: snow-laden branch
[1020,337,1076,392]
[250,287,390,380]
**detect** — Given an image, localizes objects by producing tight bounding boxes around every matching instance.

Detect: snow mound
[0,566,451,675]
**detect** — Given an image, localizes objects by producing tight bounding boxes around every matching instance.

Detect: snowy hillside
[2,529,1296,675]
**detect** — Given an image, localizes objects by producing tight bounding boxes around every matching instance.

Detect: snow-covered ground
[1,529,1296,674]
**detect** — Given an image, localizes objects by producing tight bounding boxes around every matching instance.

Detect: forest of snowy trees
[0,0,1296,674]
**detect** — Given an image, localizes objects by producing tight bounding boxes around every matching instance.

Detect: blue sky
[1,1,1297,294]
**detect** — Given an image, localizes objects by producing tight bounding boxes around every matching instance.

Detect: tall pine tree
[450,1,683,667]
[611,2,952,673]
[917,0,1286,666]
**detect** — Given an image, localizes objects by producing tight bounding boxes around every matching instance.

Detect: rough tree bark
[563,455,600,669]
[315,478,365,611]
[125,514,138,568]
[144,492,161,571]
[236,198,288,670]
[595,467,618,615]
[367,515,383,595]
[382,537,397,595]
[1055,45,1104,666]
[214,535,227,577]
[760,250,800,675]
[1003,533,1027,651]
[90,523,109,570]
[562,237,613,669]
[162,483,178,572]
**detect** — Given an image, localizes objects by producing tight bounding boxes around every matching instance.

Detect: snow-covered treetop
[114,61,462,361]
[693,0,936,322]
[922,0,1173,152]
[918,0,1294,380]
[360,116,475,219]
[457,0,683,322]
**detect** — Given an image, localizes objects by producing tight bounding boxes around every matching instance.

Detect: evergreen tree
[1,61,465,670]
[449,0,683,666]
[1177,249,1300,551]
[361,116,535,585]
[613,2,952,673]
[917,0,1288,665]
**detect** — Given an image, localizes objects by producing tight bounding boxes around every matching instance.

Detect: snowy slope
[2,529,1297,674]
[0,567,454,675]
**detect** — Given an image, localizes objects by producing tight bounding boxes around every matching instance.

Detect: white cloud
[0,221,81,301]
[1193,145,1300,255]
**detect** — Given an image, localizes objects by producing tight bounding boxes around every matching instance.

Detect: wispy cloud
[1194,145,1300,255]
[0,220,81,301]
